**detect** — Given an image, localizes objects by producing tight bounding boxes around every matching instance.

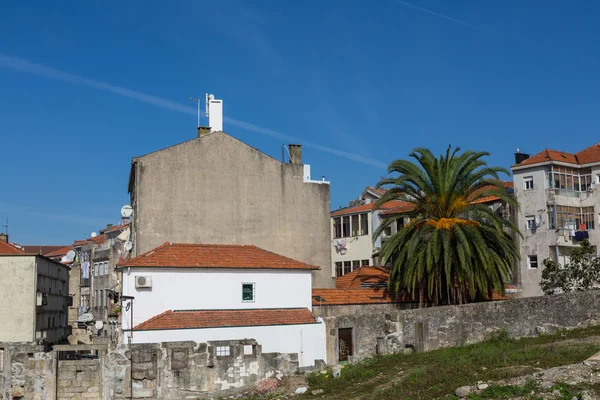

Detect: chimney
[106,224,113,229]
[514,149,530,165]
[197,126,211,137]
[288,144,303,164]
[0,233,7,243]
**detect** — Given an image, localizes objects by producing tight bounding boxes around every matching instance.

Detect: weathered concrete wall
[57,360,101,400]
[0,340,301,399]
[0,342,56,400]
[130,132,334,288]
[318,290,600,364]
[0,257,35,342]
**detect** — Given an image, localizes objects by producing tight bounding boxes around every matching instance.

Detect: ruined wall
[316,290,600,363]
[57,360,101,400]
[0,340,301,400]
[0,342,55,400]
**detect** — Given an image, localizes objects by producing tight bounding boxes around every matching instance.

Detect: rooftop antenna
[3,218,7,235]
[189,97,202,127]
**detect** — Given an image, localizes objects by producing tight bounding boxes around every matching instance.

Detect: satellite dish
[124,241,133,251]
[95,320,104,330]
[91,232,98,238]
[121,205,134,218]
[65,250,76,261]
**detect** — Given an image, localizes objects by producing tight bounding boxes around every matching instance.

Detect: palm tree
[374,147,519,306]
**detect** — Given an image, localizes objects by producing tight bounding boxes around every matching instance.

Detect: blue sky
[2,0,600,245]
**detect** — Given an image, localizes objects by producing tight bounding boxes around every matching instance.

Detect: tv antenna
[189,97,202,127]
[2,218,7,235]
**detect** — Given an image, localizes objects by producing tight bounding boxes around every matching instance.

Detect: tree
[374,147,519,306]
[540,239,600,294]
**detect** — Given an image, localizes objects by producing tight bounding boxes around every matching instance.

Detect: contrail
[0,54,386,169]
[392,0,585,58]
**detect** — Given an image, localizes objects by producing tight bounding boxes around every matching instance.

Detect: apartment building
[511,144,600,297]
[127,97,333,287]
[0,237,70,344]
[70,224,129,344]
[330,187,412,276]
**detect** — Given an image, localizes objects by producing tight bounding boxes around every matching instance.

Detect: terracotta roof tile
[99,223,129,234]
[134,308,317,331]
[118,242,318,270]
[0,241,26,255]
[19,245,67,255]
[336,266,390,289]
[312,288,415,305]
[514,144,600,167]
[331,200,408,217]
[45,245,73,258]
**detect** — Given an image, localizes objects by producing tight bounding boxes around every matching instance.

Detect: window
[524,176,534,190]
[0,349,4,372]
[360,213,369,235]
[550,166,592,193]
[351,215,359,236]
[528,255,538,269]
[243,345,254,355]
[352,260,360,271]
[335,262,343,277]
[242,283,255,302]
[333,217,342,239]
[383,226,392,236]
[343,261,352,275]
[361,259,370,266]
[526,216,535,230]
[342,216,350,237]
[556,205,595,230]
[548,205,556,229]
[216,346,230,357]
[93,263,98,276]
[396,217,405,232]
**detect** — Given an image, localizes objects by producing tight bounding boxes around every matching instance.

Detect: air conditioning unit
[135,276,152,289]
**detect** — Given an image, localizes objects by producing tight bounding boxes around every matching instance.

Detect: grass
[294,325,600,400]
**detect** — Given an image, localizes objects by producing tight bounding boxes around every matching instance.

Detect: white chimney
[206,94,223,132]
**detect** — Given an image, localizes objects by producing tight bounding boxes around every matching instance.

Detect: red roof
[19,245,67,255]
[312,288,414,305]
[514,144,600,167]
[99,223,129,234]
[45,245,73,258]
[118,242,318,270]
[0,241,26,255]
[336,266,390,289]
[134,308,317,331]
[331,200,408,217]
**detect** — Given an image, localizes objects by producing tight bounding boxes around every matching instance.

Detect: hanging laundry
[82,261,90,279]
[580,223,586,231]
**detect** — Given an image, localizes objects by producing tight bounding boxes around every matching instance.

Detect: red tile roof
[99,223,129,234]
[0,241,26,255]
[514,144,600,167]
[134,308,317,331]
[19,245,67,255]
[45,245,73,258]
[336,266,390,289]
[118,242,318,270]
[312,288,415,306]
[331,200,408,217]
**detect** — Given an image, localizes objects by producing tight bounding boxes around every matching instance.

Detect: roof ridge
[173,307,308,313]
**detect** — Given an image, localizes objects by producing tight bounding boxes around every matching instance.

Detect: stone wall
[57,360,101,400]
[0,339,300,400]
[0,342,55,400]
[314,290,600,363]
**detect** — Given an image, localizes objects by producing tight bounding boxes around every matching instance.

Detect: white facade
[133,322,326,368]
[513,160,600,297]
[120,267,326,366]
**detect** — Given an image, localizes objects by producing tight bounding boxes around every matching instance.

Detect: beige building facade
[128,130,334,288]
[0,241,70,344]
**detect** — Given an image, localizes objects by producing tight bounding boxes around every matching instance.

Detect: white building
[511,144,600,297]
[330,187,412,276]
[117,242,326,367]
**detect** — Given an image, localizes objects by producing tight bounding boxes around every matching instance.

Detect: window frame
[216,346,231,357]
[526,216,536,230]
[351,215,359,236]
[241,282,256,303]
[523,176,534,191]
[527,255,538,269]
[343,261,352,275]
[360,213,369,236]
[335,262,343,277]
[333,217,342,239]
